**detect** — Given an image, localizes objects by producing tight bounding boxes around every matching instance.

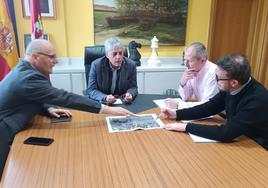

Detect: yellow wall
[14,0,212,58]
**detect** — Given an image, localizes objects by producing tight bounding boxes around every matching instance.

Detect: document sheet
[188,133,218,143]
[106,114,164,133]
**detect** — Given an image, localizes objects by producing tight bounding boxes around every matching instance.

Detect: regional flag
[0,0,19,80]
[30,0,43,39]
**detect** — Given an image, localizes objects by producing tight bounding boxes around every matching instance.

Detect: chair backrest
[84,45,128,86]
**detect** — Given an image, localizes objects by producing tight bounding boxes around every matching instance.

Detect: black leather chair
[84,45,128,87]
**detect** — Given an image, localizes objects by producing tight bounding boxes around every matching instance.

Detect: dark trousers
[0,121,13,180]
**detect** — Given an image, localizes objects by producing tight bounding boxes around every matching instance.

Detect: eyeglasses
[37,52,57,60]
[216,75,230,82]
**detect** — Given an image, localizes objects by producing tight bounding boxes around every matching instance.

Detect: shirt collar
[109,62,121,71]
[230,77,251,95]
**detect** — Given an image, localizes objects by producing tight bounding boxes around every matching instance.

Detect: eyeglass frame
[36,52,57,60]
[216,74,231,82]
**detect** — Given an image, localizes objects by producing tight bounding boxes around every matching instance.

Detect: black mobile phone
[51,115,72,123]
[23,137,54,146]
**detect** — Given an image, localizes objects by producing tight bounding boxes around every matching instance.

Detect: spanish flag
[0,0,19,81]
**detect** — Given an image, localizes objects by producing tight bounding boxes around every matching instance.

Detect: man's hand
[106,95,117,104]
[180,68,198,87]
[164,123,187,132]
[48,107,72,118]
[102,106,133,116]
[122,93,133,103]
[164,98,178,109]
[159,108,177,120]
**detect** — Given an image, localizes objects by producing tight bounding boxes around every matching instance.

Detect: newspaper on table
[106,114,164,133]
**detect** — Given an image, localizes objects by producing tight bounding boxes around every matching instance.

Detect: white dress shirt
[178,60,219,104]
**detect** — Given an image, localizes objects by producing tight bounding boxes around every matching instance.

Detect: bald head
[183,42,208,72]
[24,39,57,78]
[186,42,208,60]
[25,39,55,57]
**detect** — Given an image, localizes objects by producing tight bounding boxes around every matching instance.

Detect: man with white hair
[87,38,138,104]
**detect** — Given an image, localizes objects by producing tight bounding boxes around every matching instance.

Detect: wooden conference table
[1,95,268,187]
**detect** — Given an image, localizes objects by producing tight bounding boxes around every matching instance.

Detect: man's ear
[200,58,206,64]
[31,53,38,60]
[230,79,239,88]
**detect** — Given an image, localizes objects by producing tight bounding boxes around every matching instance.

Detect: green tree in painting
[116,0,187,17]
[95,0,188,45]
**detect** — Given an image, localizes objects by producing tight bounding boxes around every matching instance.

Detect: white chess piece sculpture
[148,36,161,66]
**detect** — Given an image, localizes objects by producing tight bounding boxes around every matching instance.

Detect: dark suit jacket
[87,56,138,102]
[0,60,102,135]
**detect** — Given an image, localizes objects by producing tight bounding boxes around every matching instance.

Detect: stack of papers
[153,99,205,109]
[153,99,168,108]
[153,98,218,143]
[181,116,214,123]
[188,133,218,143]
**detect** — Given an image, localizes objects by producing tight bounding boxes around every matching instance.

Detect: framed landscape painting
[93,0,188,46]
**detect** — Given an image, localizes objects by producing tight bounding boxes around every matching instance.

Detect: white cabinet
[71,73,86,95]
[137,61,185,94]
[50,73,86,95]
[50,73,71,92]
[137,72,144,94]
[51,58,185,95]
[144,72,183,94]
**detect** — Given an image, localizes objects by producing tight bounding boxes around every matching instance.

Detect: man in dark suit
[87,38,138,104]
[0,39,133,178]
[160,54,268,150]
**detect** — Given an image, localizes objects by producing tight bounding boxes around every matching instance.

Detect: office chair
[84,45,128,89]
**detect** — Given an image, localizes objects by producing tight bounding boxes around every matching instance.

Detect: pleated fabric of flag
[30,0,43,39]
[0,0,19,81]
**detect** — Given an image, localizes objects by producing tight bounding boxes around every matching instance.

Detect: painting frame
[22,0,56,19]
[24,34,49,50]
